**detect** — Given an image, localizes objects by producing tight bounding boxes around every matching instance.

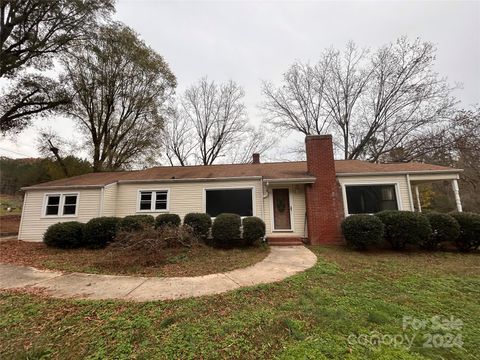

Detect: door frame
[270,186,294,232]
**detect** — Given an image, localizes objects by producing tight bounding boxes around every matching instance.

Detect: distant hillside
[0,156,92,194]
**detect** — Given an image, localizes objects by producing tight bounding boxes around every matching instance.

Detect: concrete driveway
[0,246,317,301]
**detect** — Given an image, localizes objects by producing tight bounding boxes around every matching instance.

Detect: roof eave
[336,169,463,177]
[21,184,106,191]
[117,176,263,184]
[263,177,316,184]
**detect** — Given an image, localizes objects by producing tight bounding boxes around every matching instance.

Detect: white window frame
[42,192,80,218]
[341,182,402,217]
[202,186,256,218]
[136,189,170,213]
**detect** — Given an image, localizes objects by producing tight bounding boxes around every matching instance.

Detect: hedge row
[341,211,480,252]
[43,212,266,249]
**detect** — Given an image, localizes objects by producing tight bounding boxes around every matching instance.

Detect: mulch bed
[0,240,270,277]
[0,215,21,236]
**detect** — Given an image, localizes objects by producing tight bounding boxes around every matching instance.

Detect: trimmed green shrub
[242,216,266,246]
[341,214,384,250]
[184,213,212,240]
[424,212,460,250]
[375,210,432,250]
[43,221,85,249]
[84,217,121,248]
[118,215,155,232]
[211,213,242,248]
[450,212,480,252]
[155,214,181,229]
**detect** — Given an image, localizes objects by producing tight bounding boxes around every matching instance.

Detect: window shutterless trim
[202,186,256,218]
[41,192,80,218]
[136,189,170,213]
[340,182,402,217]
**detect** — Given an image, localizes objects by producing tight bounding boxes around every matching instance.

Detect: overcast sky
[1,0,479,160]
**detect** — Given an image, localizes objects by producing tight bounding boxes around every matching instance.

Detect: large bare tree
[262,37,457,162]
[0,0,114,133]
[163,78,274,166]
[64,23,176,171]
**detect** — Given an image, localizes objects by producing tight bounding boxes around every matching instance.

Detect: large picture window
[345,184,398,214]
[44,193,79,217]
[138,190,169,212]
[205,188,253,217]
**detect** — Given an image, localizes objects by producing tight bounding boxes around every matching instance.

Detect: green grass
[0,194,22,215]
[1,246,479,359]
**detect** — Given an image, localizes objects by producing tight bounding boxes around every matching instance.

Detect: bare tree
[227,125,276,164]
[182,78,249,165]
[262,37,457,162]
[161,107,196,166]
[261,60,332,135]
[322,42,373,159]
[64,23,176,171]
[349,38,456,161]
[0,0,113,133]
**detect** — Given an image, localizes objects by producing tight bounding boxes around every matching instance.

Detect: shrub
[118,215,155,232]
[424,212,460,250]
[341,215,384,250]
[211,213,242,248]
[184,213,212,240]
[155,214,181,229]
[83,217,121,249]
[242,216,266,246]
[43,221,85,249]
[112,226,197,266]
[450,212,480,252]
[375,210,432,250]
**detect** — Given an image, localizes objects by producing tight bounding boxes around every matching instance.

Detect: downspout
[261,178,268,242]
[406,174,415,212]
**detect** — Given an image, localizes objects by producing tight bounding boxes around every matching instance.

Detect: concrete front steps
[267,236,304,246]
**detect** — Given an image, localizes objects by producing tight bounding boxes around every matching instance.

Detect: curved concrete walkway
[0,246,316,301]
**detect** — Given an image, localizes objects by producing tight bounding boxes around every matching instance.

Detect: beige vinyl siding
[263,184,307,238]
[18,189,102,241]
[102,183,118,216]
[114,180,263,220]
[337,175,413,214]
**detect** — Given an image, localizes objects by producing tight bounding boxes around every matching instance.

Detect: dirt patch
[0,215,21,235]
[0,240,270,277]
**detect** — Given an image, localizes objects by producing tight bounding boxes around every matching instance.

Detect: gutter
[263,177,316,184]
[21,184,106,191]
[117,176,263,184]
[336,169,463,177]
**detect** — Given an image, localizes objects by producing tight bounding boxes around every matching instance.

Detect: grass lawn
[0,240,269,277]
[1,246,479,359]
[0,194,22,216]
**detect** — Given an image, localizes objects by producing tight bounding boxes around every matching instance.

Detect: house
[18,135,463,245]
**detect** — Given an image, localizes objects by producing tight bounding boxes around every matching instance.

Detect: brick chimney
[252,153,260,164]
[304,135,343,244]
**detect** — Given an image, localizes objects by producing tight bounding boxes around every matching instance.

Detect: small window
[345,185,398,214]
[138,190,169,212]
[45,195,61,215]
[205,189,253,217]
[44,193,78,217]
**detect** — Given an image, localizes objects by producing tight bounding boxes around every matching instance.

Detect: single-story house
[18,135,463,245]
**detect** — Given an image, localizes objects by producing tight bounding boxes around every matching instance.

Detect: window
[345,185,398,214]
[205,188,253,217]
[138,190,169,212]
[44,193,78,217]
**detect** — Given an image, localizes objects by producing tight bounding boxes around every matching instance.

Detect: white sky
[1,0,479,160]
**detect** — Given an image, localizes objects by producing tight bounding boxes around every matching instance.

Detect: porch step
[267,237,304,246]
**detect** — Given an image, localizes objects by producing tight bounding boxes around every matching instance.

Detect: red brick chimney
[252,153,260,164]
[305,135,343,244]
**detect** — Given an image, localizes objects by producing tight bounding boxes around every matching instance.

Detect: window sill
[41,215,78,219]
